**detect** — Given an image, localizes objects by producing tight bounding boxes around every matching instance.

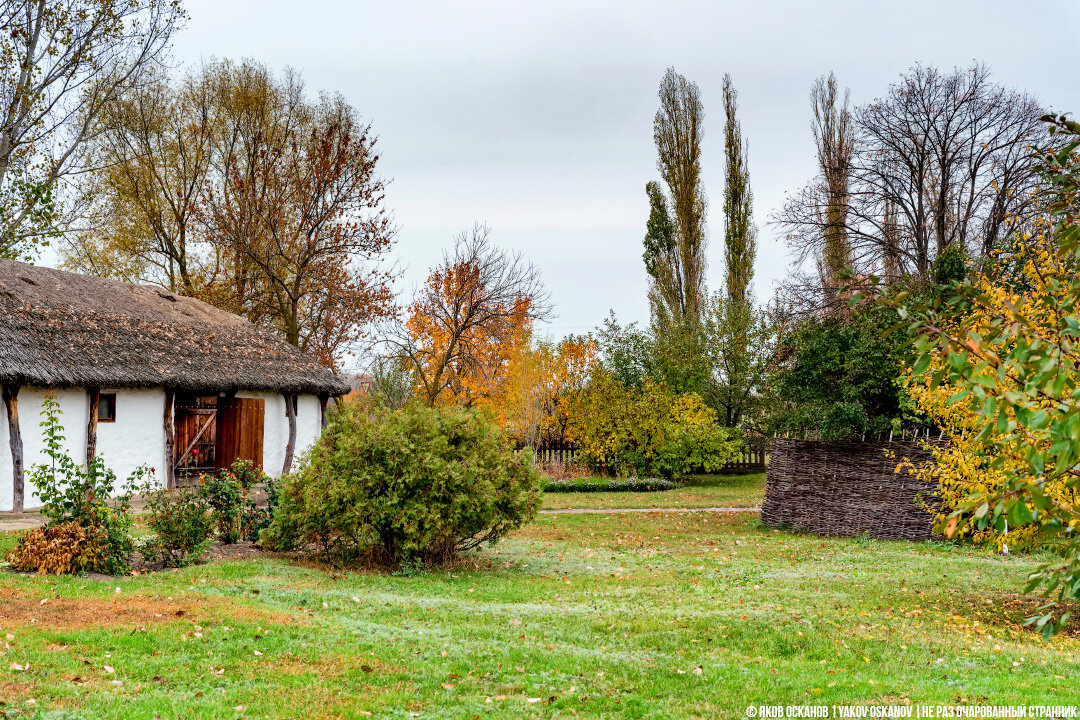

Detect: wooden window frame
[98,393,117,423]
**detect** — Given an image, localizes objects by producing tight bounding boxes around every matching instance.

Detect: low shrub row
[542,477,680,493]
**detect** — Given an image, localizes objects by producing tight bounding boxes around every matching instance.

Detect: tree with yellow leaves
[898,115,1080,636]
[483,335,596,447]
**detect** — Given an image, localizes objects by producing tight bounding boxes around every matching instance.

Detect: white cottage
[0,260,349,512]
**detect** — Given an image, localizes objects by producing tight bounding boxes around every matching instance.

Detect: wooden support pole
[163,389,175,490]
[3,385,24,513]
[282,393,297,476]
[86,389,100,471]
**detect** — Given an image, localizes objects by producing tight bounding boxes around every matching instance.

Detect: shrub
[241,473,279,544]
[8,393,149,575]
[8,522,102,575]
[262,403,542,567]
[140,485,214,568]
[768,307,911,440]
[542,476,679,493]
[566,372,741,479]
[198,459,270,544]
[200,471,243,543]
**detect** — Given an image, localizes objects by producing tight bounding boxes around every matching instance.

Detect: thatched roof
[0,260,349,395]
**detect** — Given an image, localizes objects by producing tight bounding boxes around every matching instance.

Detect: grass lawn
[0,511,1077,719]
[541,473,765,510]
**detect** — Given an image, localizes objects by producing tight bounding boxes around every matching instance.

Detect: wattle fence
[761,437,942,541]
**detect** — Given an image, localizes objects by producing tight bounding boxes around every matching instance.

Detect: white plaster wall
[0,387,89,511]
[0,387,166,511]
[235,391,322,477]
[95,388,168,495]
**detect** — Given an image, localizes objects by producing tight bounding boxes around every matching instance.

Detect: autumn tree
[0,0,185,259]
[896,115,1080,636]
[197,61,396,369]
[384,225,552,407]
[487,334,595,447]
[63,65,216,293]
[644,67,708,329]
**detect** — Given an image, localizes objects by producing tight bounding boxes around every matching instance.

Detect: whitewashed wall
[0,387,169,511]
[1,387,323,510]
[96,388,169,494]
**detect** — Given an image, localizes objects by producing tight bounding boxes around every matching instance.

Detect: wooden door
[173,395,217,476]
[215,398,265,472]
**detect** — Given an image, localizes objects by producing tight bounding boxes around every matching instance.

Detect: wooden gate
[215,397,265,472]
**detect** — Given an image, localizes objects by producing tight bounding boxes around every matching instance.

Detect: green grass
[0,511,1077,718]
[541,473,765,510]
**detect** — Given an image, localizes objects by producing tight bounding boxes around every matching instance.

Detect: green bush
[10,393,149,575]
[242,473,279,544]
[139,485,214,568]
[567,372,741,479]
[768,307,911,440]
[198,459,270,544]
[542,476,679,493]
[262,403,542,567]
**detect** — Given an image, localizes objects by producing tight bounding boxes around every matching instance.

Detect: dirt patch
[206,541,274,562]
[0,586,301,631]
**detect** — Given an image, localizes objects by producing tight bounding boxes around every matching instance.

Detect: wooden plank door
[215,398,265,472]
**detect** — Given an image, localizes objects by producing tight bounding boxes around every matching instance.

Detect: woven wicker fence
[761,437,944,541]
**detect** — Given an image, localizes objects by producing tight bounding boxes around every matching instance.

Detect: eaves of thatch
[0,260,349,396]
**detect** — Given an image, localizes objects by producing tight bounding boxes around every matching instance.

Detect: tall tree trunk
[3,385,24,512]
[86,389,100,471]
[282,393,296,475]
[163,389,175,490]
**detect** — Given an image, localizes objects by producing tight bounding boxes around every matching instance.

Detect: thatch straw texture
[761,438,942,541]
[0,260,348,395]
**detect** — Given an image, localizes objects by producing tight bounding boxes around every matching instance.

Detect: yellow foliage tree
[482,335,596,446]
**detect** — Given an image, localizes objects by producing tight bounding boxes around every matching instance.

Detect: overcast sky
[170,0,1080,340]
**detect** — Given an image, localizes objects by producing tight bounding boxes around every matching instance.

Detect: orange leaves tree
[485,334,596,447]
[384,225,552,408]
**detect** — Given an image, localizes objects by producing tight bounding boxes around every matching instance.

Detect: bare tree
[775,64,1046,312]
[0,0,184,258]
[383,225,553,407]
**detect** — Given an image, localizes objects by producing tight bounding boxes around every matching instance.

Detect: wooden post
[3,385,24,513]
[282,393,296,476]
[163,389,175,490]
[318,393,328,430]
[86,389,100,471]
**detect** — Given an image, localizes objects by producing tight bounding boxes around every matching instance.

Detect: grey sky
[171,0,1080,339]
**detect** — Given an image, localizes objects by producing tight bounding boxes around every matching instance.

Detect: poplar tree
[645,67,708,329]
[710,74,760,429]
[722,74,756,308]
[810,72,854,302]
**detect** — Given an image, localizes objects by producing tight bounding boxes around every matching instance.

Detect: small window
[98,393,116,423]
